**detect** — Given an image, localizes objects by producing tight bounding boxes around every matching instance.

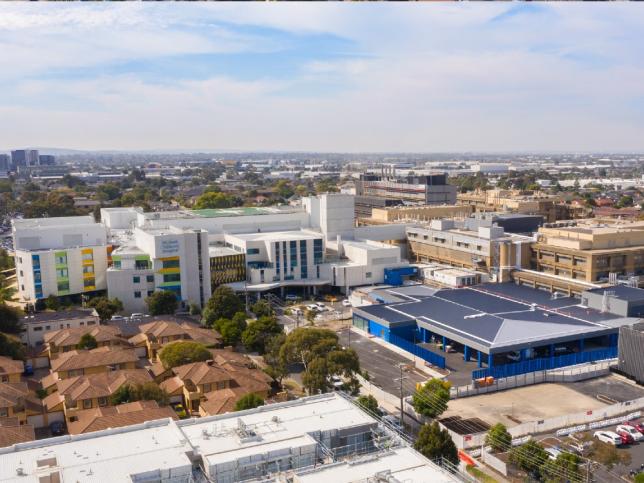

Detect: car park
[625,420,644,433]
[593,431,622,445]
[616,424,643,441]
[564,439,592,456]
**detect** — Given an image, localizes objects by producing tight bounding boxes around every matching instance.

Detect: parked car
[110,315,126,321]
[50,421,65,436]
[315,303,327,311]
[330,375,344,390]
[625,420,644,433]
[342,299,352,307]
[306,304,319,312]
[130,313,146,319]
[23,362,34,376]
[545,447,562,460]
[616,424,643,441]
[593,431,622,445]
[616,428,635,445]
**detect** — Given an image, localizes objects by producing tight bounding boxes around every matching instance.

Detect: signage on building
[161,239,180,255]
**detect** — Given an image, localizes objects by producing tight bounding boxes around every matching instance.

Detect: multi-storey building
[527,219,644,290]
[407,214,532,282]
[355,169,457,217]
[12,216,109,306]
[107,226,211,313]
[208,246,246,288]
[37,154,56,165]
[0,154,9,172]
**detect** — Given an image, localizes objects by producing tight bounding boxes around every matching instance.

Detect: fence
[481,448,508,476]
[388,332,446,369]
[451,360,613,398]
[472,347,618,380]
[355,374,401,409]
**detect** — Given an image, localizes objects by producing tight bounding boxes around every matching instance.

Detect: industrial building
[617,322,644,384]
[0,393,461,483]
[353,283,638,379]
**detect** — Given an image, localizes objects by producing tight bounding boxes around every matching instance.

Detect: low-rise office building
[12,216,109,306]
[19,308,100,347]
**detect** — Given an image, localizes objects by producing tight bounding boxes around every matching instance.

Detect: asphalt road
[567,374,644,404]
[338,328,427,397]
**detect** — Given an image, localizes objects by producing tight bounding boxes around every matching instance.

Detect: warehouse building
[353,283,638,379]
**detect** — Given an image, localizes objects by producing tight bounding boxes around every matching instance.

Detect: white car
[616,424,643,441]
[110,315,125,321]
[315,303,327,311]
[545,447,562,460]
[306,304,319,312]
[342,299,352,307]
[593,431,622,445]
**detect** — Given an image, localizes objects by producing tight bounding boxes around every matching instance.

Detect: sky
[1,3,643,153]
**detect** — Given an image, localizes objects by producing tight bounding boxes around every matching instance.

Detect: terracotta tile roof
[45,370,152,410]
[50,347,138,372]
[0,418,35,448]
[66,401,177,435]
[159,376,184,395]
[209,349,254,368]
[138,320,190,339]
[199,387,248,416]
[0,382,29,408]
[0,356,24,377]
[134,320,221,346]
[41,372,60,391]
[180,323,222,346]
[44,325,123,348]
[172,362,232,387]
[149,362,171,378]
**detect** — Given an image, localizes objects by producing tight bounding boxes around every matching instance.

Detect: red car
[625,421,644,433]
[616,429,634,445]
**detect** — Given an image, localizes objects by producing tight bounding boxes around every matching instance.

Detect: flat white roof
[226,230,322,243]
[295,447,455,483]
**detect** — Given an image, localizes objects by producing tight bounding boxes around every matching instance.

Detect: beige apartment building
[364,204,473,225]
[530,220,644,287]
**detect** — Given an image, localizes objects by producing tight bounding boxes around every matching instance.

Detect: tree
[279,328,339,370]
[159,341,211,369]
[356,395,379,415]
[251,300,273,318]
[189,303,201,316]
[194,191,240,209]
[263,333,287,384]
[485,423,511,453]
[87,297,123,322]
[111,382,168,406]
[411,379,451,419]
[541,452,582,483]
[616,195,634,208]
[509,440,548,478]
[0,304,22,334]
[44,295,61,311]
[0,248,14,271]
[241,316,283,353]
[0,333,26,360]
[234,393,264,411]
[219,318,243,346]
[146,291,178,316]
[76,333,98,350]
[202,286,243,327]
[414,422,459,467]
[0,274,16,302]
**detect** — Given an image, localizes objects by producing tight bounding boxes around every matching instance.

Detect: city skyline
[1,4,644,153]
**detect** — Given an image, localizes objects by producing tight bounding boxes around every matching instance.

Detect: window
[133,276,140,284]
[216,382,226,390]
[135,260,150,270]
[98,397,107,407]
[113,260,121,269]
[82,252,93,261]
[147,290,154,297]
[366,272,372,278]
[45,325,50,330]
[83,265,94,274]
[146,275,154,283]
[80,322,85,326]
[162,259,180,269]
[19,270,23,277]
[246,248,260,255]
[82,399,92,409]
[134,291,141,299]
[202,383,211,392]
[55,254,67,265]
[57,281,70,292]
[163,273,181,283]
[83,278,95,288]
[0,408,7,417]
[33,326,43,332]
[56,268,68,278]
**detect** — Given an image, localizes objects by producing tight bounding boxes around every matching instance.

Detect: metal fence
[472,346,618,380]
[388,332,446,369]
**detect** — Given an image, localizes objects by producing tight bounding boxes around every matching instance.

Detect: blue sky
[0,3,643,152]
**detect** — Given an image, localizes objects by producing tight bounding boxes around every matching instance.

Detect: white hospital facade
[13,194,411,313]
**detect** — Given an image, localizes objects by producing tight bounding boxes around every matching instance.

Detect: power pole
[394,364,407,428]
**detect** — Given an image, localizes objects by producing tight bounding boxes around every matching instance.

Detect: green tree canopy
[485,423,512,453]
[0,304,22,334]
[219,318,243,346]
[241,316,283,353]
[87,297,123,322]
[411,378,451,419]
[251,300,273,318]
[44,295,61,311]
[202,286,243,327]
[159,341,211,369]
[414,421,459,467]
[111,382,168,406]
[194,191,240,209]
[356,395,379,415]
[234,393,265,411]
[0,333,26,360]
[509,440,548,478]
[76,333,98,350]
[541,452,582,483]
[146,290,178,316]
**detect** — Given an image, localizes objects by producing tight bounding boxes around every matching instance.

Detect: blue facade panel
[368,320,390,341]
[384,267,418,286]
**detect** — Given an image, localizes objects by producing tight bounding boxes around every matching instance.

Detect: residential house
[43,369,152,424]
[44,325,127,360]
[128,320,221,360]
[66,400,177,435]
[0,418,35,448]
[0,382,41,425]
[0,357,24,383]
[46,347,138,383]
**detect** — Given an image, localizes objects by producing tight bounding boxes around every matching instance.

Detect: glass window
[57,281,70,292]
[146,275,154,283]
[82,252,93,261]
[113,260,121,269]
[162,259,180,269]
[83,265,94,274]
[82,399,92,409]
[84,278,95,288]
[246,248,260,255]
[133,276,140,283]
[56,268,68,278]
[366,272,372,278]
[163,273,181,283]
[134,291,141,299]
[98,397,107,407]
